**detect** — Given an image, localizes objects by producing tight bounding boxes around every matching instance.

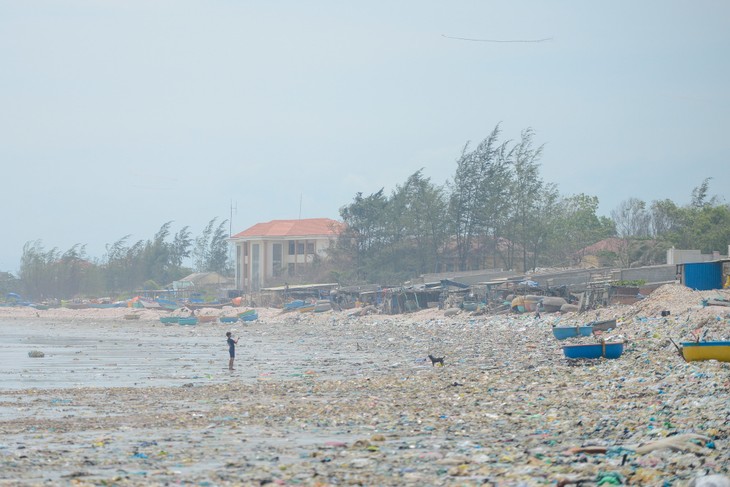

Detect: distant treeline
[3,125,729,300]
[329,126,729,284]
[11,219,230,300]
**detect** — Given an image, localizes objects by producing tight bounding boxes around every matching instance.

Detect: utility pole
[229,200,237,237]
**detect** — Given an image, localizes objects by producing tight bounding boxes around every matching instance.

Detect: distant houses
[229,218,342,292]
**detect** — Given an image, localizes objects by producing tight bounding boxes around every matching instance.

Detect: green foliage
[17,219,228,300]
[551,194,616,266]
[448,125,511,271]
[610,178,729,264]
[335,170,451,284]
[193,218,232,275]
[143,280,160,290]
[335,125,632,281]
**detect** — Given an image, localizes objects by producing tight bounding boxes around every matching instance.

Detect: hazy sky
[2,1,728,272]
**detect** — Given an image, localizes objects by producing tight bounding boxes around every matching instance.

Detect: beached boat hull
[160,316,180,324]
[186,301,231,310]
[681,341,730,362]
[178,317,198,326]
[587,318,617,332]
[562,342,624,359]
[462,302,478,312]
[553,326,593,340]
[313,300,332,312]
[284,300,306,311]
[220,316,239,324]
[155,299,180,311]
[239,311,258,322]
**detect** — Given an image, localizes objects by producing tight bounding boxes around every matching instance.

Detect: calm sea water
[0,317,371,390]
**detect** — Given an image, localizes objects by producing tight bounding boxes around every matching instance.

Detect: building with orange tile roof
[229,218,342,291]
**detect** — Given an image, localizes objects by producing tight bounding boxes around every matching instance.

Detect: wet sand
[1,286,729,486]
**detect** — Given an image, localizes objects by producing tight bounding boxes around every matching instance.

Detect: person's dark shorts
[229,349,235,358]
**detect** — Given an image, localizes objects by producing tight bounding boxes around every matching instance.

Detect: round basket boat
[681,341,730,362]
[562,341,624,359]
[552,325,593,340]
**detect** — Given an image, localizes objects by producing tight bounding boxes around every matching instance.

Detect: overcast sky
[2,1,728,272]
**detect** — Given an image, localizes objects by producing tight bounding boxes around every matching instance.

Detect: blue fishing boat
[220,316,239,324]
[586,318,617,332]
[178,317,198,326]
[562,341,624,359]
[155,298,180,311]
[283,300,306,311]
[160,316,180,324]
[239,310,258,322]
[552,325,594,340]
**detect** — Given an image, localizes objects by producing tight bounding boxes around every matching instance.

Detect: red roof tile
[231,218,342,239]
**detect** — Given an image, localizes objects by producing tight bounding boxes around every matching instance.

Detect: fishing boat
[462,301,479,312]
[155,298,180,311]
[186,301,231,310]
[562,341,624,359]
[552,325,594,340]
[160,316,180,324]
[239,309,258,322]
[178,317,198,326]
[124,313,141,320]
[313,300,332,312]
[283,300,306,311]
[681,341,730,362]
[220,316,239,324]
[586,318,617,332]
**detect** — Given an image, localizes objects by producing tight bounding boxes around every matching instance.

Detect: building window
[306,242,315,254]
[289,241,296,255]
[273,243,282,277]
[251,244,260,291]
[297,242,305,254]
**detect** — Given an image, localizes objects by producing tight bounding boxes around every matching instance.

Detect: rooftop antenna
[298,193,302,220]
[229,200,237,236]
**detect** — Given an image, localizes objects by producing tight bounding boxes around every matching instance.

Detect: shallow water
[0,318,375,390]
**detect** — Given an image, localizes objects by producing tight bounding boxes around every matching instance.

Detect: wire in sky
[441,34,553,43]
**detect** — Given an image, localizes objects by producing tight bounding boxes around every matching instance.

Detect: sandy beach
[1,284,729,486]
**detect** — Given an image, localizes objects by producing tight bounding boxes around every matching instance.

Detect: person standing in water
[226,331,239,370]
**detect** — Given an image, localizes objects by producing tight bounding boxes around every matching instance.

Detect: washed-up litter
[688,474,730,487]
[0,283,728,485]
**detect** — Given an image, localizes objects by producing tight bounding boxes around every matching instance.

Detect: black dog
[428,354,445,367]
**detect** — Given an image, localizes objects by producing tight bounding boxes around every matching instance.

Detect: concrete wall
[416,269,518,286]
[614,264,677,283]
[667,248,724,265]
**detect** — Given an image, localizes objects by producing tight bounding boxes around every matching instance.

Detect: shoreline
[1,284,729,485]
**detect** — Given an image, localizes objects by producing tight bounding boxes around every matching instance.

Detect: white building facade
[229,218,341,292]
